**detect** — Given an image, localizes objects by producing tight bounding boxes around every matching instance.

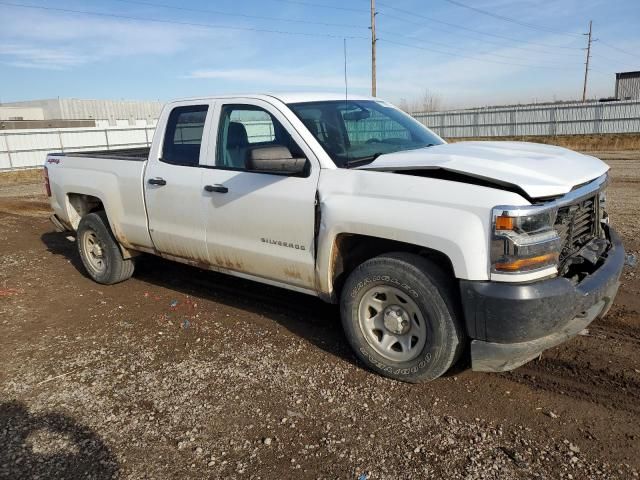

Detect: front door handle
[204,184,228,194]
[148,177,167,186]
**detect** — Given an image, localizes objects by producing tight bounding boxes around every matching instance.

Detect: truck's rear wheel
[77,212,135,285]
[340,252,464,383]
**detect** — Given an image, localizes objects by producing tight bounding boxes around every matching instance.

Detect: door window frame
[151,99,216,168]
[202,98,319,175]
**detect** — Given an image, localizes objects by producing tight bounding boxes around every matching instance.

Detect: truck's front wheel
[340,253,464,383]
[77,212,135,285]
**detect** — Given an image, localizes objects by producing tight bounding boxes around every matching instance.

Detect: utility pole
[370,0,377,97]
[582,20,592,102]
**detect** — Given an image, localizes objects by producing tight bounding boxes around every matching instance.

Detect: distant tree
[416,89,443,113]
[397,89,443,114]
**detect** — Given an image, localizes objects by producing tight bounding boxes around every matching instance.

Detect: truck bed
[53,147,150,161]
[46,148,154,252]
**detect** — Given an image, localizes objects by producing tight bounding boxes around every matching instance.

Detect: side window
[216,104,303,169]
[161,105,208,166]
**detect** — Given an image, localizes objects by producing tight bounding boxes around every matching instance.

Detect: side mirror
[246,146,307,175]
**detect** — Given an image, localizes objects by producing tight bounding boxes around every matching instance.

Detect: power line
[104,0,366,29]
[381,0,636,71]
[254,0,366,13]
[376,29,583,66]
[598,40,640,61]
[378,18,583,58]
[589,54,637,72]
[378,38,581,70]
[441,0,583,37]
[376,6,583,51]
[0,1,368,39]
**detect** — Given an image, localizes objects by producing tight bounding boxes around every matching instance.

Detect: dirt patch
[0,168,43,186]
[0,152,638,479]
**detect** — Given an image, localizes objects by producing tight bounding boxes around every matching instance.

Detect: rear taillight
[43,166,51,197]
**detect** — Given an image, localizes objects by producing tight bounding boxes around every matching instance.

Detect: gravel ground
[0,152,639,479]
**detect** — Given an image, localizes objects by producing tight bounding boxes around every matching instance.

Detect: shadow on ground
[41,231,360,369]
[0,401,119,479]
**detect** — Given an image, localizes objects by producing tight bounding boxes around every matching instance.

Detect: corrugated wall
[57,99,162,126]
[413,100,640,138]
[2,101,640,171]
[1,98,163,126]
[616,76,640,100]
[0,126,154,170]
[0,121,269,170]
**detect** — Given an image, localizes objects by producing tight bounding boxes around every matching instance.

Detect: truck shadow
[140,254,359,365]
[41,231,359,369]
[0,400,119,479]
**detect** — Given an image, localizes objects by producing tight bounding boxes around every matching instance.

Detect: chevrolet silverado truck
[44,93,625,382]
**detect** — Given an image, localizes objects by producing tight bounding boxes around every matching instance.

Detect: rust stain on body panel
[283,266,303,280]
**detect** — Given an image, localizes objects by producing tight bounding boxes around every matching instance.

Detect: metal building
[0,106,45,121]
[615,71,640,100]
[0,98,163,127]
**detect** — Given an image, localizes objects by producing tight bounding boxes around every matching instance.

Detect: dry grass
[447,133,640,151]
[0,168,43,186]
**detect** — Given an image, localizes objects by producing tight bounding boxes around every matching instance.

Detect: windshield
[288,100,444,167]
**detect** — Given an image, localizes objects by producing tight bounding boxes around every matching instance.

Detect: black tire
[76,211,135,285]
[340,252,465,383]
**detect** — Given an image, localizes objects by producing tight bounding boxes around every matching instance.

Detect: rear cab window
[161,105,208,167]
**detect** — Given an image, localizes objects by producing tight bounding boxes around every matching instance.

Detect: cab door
[200,98,320,289]
[144,101,214,263]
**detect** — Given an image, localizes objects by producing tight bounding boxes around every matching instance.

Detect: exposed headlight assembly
[491,207,561,273]
[599,189,608,224]
[491,174,609,276]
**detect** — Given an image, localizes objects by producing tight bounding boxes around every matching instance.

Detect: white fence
[0,126,155,170]
[0,122,278,171]
[3,101,640,171]
[413,100,640,138]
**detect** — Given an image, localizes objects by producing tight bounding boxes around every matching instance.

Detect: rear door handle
[148,177,167,186]
[204,184,228,194]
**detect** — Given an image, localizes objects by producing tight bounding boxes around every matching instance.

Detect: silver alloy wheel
[82,229,107,275]
[357,285,427,362]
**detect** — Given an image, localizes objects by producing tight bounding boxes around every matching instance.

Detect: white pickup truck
[45,93,625,382]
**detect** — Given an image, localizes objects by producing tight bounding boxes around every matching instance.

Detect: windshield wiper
[344,152,384,168]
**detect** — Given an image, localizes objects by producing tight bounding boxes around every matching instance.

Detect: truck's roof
[269,92,375,104]
[167,92,376,105]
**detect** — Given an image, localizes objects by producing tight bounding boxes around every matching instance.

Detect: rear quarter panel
[46,154,153,250]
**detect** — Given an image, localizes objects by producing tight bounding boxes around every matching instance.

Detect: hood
[357,141,609,199]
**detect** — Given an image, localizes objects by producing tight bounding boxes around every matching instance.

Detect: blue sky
[0,0,639,108]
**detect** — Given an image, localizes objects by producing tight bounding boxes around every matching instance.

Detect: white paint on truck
[43,93,624,381]
[45,93,611,295]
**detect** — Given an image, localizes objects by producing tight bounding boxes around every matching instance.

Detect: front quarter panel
[316,169,529,296]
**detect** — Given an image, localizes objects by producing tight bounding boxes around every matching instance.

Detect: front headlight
[491,207,561,273]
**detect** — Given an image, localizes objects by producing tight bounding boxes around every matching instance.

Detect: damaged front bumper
[459,226,625,373]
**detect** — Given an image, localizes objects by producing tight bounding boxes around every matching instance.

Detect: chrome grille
[554,196,598,264]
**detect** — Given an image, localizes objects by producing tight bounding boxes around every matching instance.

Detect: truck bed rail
[51,147,150,161]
